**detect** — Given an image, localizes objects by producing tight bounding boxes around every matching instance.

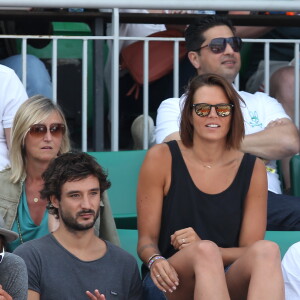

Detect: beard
[59,206,100,232]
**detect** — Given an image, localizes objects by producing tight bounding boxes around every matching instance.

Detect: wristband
[148,255,166,270]
[147,253,160,265]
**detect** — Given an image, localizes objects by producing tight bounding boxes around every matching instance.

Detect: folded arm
[241,118,300,160]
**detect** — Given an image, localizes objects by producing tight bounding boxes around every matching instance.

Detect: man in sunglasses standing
[156,14,300,231]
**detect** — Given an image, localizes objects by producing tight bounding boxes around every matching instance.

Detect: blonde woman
[0,95,118,251]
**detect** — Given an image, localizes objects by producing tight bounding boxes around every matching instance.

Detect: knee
[249,240,281,263]
[193,240,221,261]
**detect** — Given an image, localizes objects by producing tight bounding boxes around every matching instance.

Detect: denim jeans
[0,54,52,99]
[142,272,167,300]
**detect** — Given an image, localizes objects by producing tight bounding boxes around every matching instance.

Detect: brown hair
[180,73,245,149]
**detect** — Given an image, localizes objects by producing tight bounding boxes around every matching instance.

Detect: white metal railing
[1,13,300,151]
[1,0,300,11]
[2,34,300,151]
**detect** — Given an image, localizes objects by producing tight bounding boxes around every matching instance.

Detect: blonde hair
[10,95,71,183]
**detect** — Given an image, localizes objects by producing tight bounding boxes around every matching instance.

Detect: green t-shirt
[7,186,49,252]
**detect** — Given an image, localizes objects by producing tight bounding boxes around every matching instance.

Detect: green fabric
[7,186,49,252]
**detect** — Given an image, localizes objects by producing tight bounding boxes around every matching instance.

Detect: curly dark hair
[40,151,111,218]
[185,15,236,52]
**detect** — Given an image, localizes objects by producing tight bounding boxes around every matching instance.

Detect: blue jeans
[142,272,167,300]
[267,191,300,230]
[0,54,52,98]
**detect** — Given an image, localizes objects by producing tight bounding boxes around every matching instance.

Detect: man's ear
[188,51,201,69]
[50,195,59,209]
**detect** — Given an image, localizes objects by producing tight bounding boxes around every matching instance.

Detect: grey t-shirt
[0,252,28,300]
[14,234,142,300]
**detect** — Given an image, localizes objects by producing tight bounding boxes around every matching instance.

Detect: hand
[0,285,12,300]
[150,258,179,294]
[170,227,201,250]
[86,290,106,300]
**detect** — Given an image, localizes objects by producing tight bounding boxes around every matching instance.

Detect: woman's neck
[25,160,49,182]
[191,138,228,164]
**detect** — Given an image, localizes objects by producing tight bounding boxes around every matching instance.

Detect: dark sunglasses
[0,248,4,264]
[29,123,66,138]
[197,37,242,54]
[192,103,234,117]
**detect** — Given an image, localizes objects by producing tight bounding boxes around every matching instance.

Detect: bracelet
[148,255,166,270]
[147,253,160,265]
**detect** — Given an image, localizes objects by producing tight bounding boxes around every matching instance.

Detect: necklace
[202,164,212,169]
[33,197,39,203]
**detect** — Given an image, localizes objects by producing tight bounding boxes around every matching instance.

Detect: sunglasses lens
[29,124,65,137]
[50,124,66,136]
[209,38,226,54]
[29,124,47,137]
[216,104,233,117]
[209,37,242,54]
[229,37,242,52]
[194,104,211,117]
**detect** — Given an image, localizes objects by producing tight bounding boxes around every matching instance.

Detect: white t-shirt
[0,65,28,170]
[156,90,290,194]
[282,242,300,300]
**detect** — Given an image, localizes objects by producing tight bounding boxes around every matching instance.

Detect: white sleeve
[155,97,182,144]
[2,68,28,129]
[255,92,290,126]
[282,242,300,300]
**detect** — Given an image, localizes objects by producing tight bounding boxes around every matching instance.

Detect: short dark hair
[180,73,245,149]
[185,15,236,52]
[40,151,111,217]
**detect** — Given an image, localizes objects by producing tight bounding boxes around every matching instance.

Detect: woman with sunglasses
[0,215,27,300]
[0,95,70,252]
[137,73,284,300]
[0,95,119,251]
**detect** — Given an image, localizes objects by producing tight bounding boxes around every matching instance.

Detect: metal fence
[0,6,299,151]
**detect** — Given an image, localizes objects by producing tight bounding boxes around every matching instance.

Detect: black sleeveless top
[158,141,256,259]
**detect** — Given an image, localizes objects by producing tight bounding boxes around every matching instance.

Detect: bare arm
[137,144,179,292]
[228,11,274,38]
[28,290,40,300]
[4,128,11,150]
[220,158,268,265]
[241,118,300,160]
[137,144,170,263]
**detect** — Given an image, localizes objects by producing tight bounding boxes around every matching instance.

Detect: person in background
[155,14,300,231]
[0,215,27,300]
[104,9,200,149]
[137,73,284,300]
[0,64,28,171]
[282,241,300,300]
[0,95,119,252]
[15,152,142,300]
[0,14,53,98]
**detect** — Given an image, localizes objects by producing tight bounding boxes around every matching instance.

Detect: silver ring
[156,274,161,278]
[182,238,185,244]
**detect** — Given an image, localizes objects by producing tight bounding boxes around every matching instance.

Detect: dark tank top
[158,140,256,259]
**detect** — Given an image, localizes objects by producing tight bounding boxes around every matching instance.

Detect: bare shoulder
[144,143,171,162]
[140,143,172,177]
[253,156,267,172]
